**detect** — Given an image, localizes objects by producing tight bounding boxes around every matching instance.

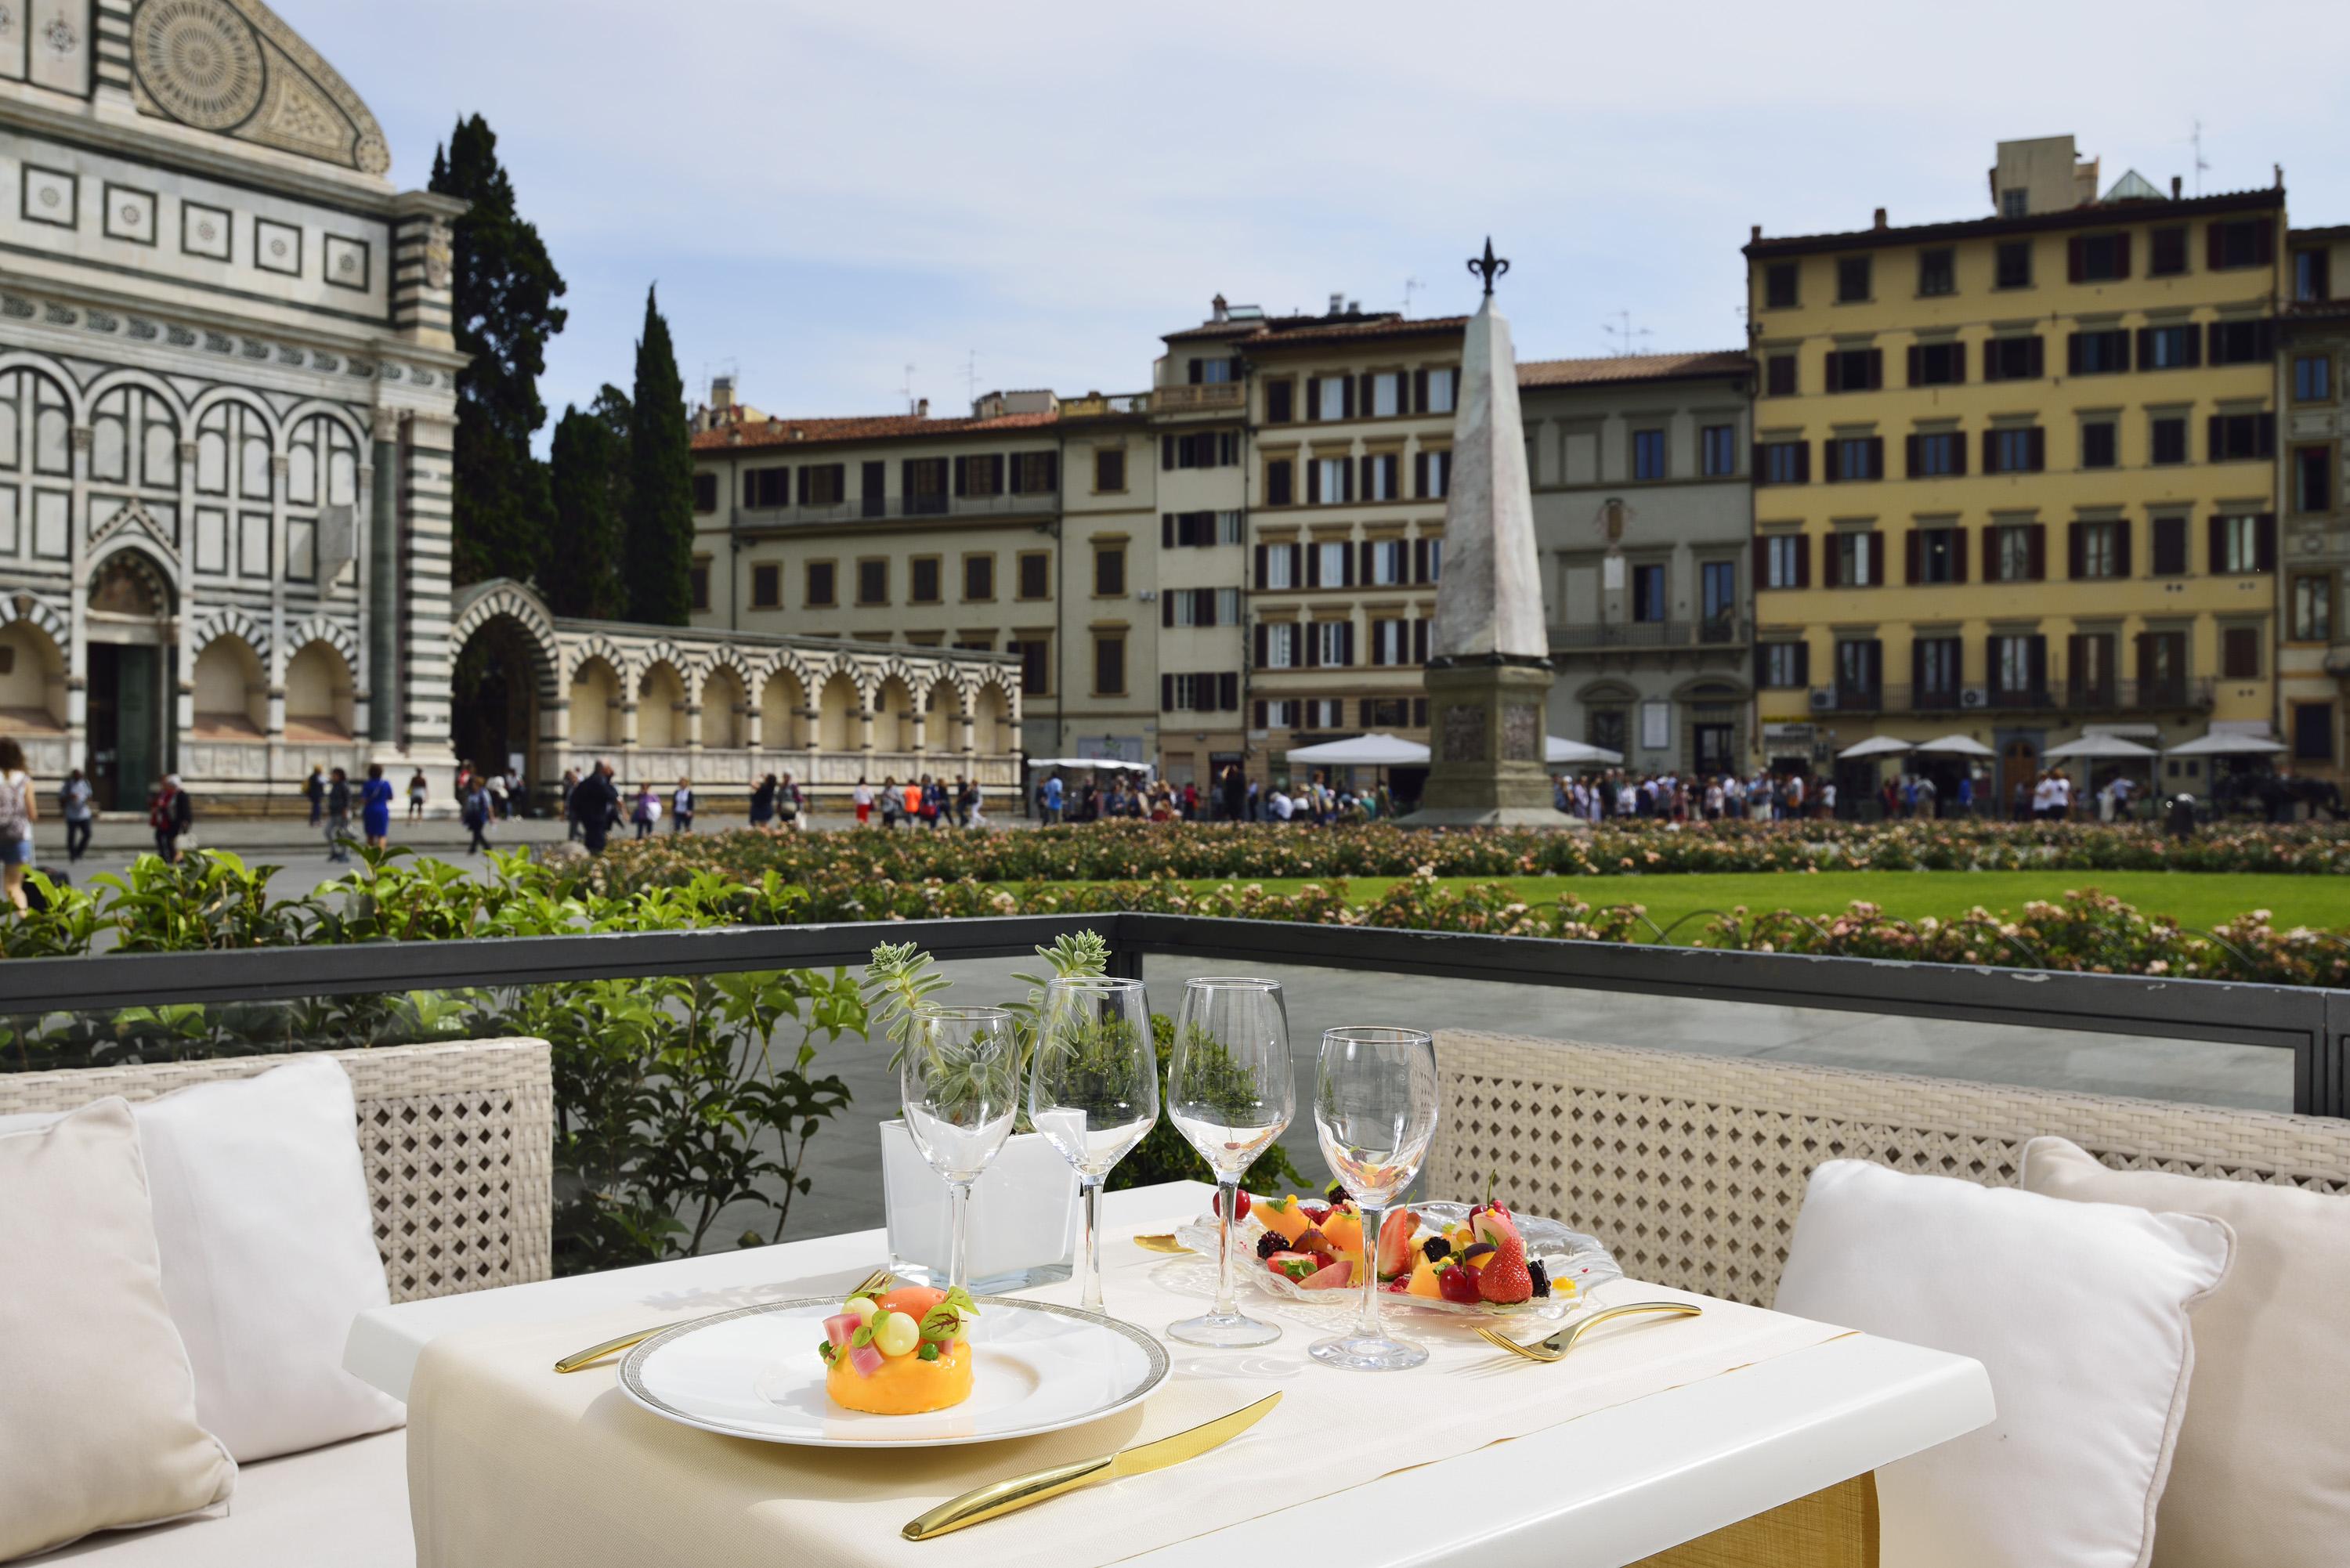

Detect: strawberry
[1300,1202,1332,1226]
[1477,1237,1534,1304]
[1436,1265,1480,1305]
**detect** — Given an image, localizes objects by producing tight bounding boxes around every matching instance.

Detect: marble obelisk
[1403,240,1578,828]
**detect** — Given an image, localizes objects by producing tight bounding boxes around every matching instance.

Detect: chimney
[1210,293,1228,323]
[916,397,929,418]
[1873,207,1888,230]
[1329,291,1345,315]
[2171,175,2182,200]
[711,374,734,411]
[1750,223,1762,242]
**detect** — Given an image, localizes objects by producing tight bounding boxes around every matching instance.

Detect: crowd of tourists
[1552,769,1839,823]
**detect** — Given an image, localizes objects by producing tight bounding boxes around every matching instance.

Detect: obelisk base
[1400,660,1584,829]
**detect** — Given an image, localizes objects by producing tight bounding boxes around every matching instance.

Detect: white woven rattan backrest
[1428,1029,2350,1307]
[0,1038,553,1303]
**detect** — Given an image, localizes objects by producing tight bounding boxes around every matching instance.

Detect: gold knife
[902,1392,1282,1541]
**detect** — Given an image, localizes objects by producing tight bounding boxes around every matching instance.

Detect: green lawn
[1089,870,2350,938]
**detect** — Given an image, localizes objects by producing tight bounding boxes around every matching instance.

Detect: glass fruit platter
[1173,1193,1622,1321]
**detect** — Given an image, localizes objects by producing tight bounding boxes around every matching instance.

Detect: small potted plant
[862,934,1105,1292]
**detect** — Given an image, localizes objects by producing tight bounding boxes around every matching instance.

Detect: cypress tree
[430,114,567,587]
[543,385,631,620]
[624,286,694,626]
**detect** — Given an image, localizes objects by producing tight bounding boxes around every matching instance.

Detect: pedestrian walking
[573,762,618,854]
[749,773,776,829]
[880,775,902,830]
[407,768,428,822]
[853,777,874,826]
[325,767,353,862]
[361,761,395,850]
[150,774,191,864]
[462,776,493,854]
[1042,772,1064,825]
[672,777,694,834]
[306,764,326,827]
[59,767,92,863]
[0,737,35,912]
[632,783,660,839]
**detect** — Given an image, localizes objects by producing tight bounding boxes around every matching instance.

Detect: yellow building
[1745,135,2285,808]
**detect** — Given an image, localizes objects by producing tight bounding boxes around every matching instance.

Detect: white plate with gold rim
[619,1295,1168,1448]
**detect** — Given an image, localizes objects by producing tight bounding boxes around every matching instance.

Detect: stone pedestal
[1405,658,1582,827]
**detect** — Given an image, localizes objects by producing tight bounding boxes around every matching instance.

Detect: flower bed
[584,819,2350,892]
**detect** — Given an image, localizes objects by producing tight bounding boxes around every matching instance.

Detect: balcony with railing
[732,490,1061,530]
[1550,616,1751,652]
[1817,679,2217,716]
[1059,392,1151,419]
[1151,382,1246,415]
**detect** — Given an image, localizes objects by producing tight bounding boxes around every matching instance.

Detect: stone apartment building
[1520,350,1755,775]
[2277,223,2350,779]
[1747,135,2286,804]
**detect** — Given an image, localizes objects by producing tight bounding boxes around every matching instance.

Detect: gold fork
[552,1266,895,1374]
[1475,1301,1703,1364]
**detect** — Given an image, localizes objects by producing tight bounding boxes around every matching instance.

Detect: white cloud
[295,0,2350,421]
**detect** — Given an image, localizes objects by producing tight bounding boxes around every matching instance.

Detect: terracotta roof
[1242,314,1469,350]
[1162,320,1264,344]
[690,410,1059,453]
[1517,349,1751,387]
[1745,185,2283,258]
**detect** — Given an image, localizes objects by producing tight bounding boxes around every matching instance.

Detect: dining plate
[1175,1200,1624,1319]
[618,1295,1169,1448]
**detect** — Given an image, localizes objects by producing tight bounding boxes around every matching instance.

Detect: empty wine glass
[1310,1027,1439,1371]
[1028,975,1159,1313]
[1166,977,1293,1348]
[900,1005,1018,1294]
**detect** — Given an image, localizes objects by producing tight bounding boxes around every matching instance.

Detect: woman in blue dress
[360,761,396,850]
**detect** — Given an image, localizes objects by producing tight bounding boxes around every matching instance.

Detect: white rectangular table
[349,1180,1992,1568]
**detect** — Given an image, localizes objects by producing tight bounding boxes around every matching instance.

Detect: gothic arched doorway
[453,613,554,790]
[85,551,175,810]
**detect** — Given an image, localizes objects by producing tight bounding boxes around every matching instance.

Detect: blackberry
[1422,1235,1452,1263]
[1325,1182,1348,1206]
[1528,1259,1551,1298]
[1255,1230,1288,1259]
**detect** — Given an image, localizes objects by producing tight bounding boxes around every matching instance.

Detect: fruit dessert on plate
[818,1285,980,1414]
[1184,1187,1620,1316]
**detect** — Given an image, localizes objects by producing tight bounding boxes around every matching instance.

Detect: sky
[298,0,2350,435]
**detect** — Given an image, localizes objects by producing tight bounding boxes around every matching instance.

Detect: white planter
[880,1120,1079,1293]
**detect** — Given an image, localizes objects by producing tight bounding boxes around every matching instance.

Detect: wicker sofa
[1426,1028,2350,1306]
[2,1038,551,1566]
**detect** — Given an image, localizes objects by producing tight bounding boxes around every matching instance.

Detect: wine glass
[900,1005,1018,1294]
[1166,977,1293,1347]
[1310,1027,1440,1371]
[1028,975,1159,1313]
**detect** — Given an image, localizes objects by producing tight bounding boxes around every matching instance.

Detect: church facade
[0,0,1019,812]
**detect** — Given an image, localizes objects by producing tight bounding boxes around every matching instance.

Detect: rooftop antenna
[899,363,917,414]
[2189,118,2210,197]
[1402,276,1423,315]
[1603,309,1652,358]
[963,349,980,408]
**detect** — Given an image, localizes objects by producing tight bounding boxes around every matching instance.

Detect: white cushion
[1773,1158,2232,1568]
[2022,1136,2350,1568]
[36,1430,412,1566]
[0,1100,236,1562]
[0,1058,405,1463]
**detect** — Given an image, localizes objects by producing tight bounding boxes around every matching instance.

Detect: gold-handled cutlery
[902,1391,1282,1541]
[552,1266,895,1375]
[1475,1301,1703,1364]
[1131,1234,1194,1255]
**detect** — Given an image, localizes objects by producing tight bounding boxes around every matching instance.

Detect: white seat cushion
[36,1431,411,1566]
[1775,1158,2232,1568]
[2022,1136,2350,1568]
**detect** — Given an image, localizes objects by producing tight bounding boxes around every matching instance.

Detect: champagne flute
[1166,976,1293,1348]
[900,1005,1018,1294]
[1310,1027,1439,1371]
[1028,975,1159,1313]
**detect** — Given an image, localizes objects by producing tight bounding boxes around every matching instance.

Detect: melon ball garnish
[844,1295,880,1324]
[872,1310,920,1359]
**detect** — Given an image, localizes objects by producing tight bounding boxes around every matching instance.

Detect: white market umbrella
[1283,732,1430,767]
[2044,733,2158,761]
[1912,734,1998,758]
[1029,757,1154,771]
[2164,732,2288,757]
[1836,736,1914,761]
[1546,735,1623,765]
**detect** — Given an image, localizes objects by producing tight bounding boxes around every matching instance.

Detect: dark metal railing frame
[4,913,2343,1117]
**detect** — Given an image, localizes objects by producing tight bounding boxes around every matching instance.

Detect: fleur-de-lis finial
[1467,237,1509,297]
